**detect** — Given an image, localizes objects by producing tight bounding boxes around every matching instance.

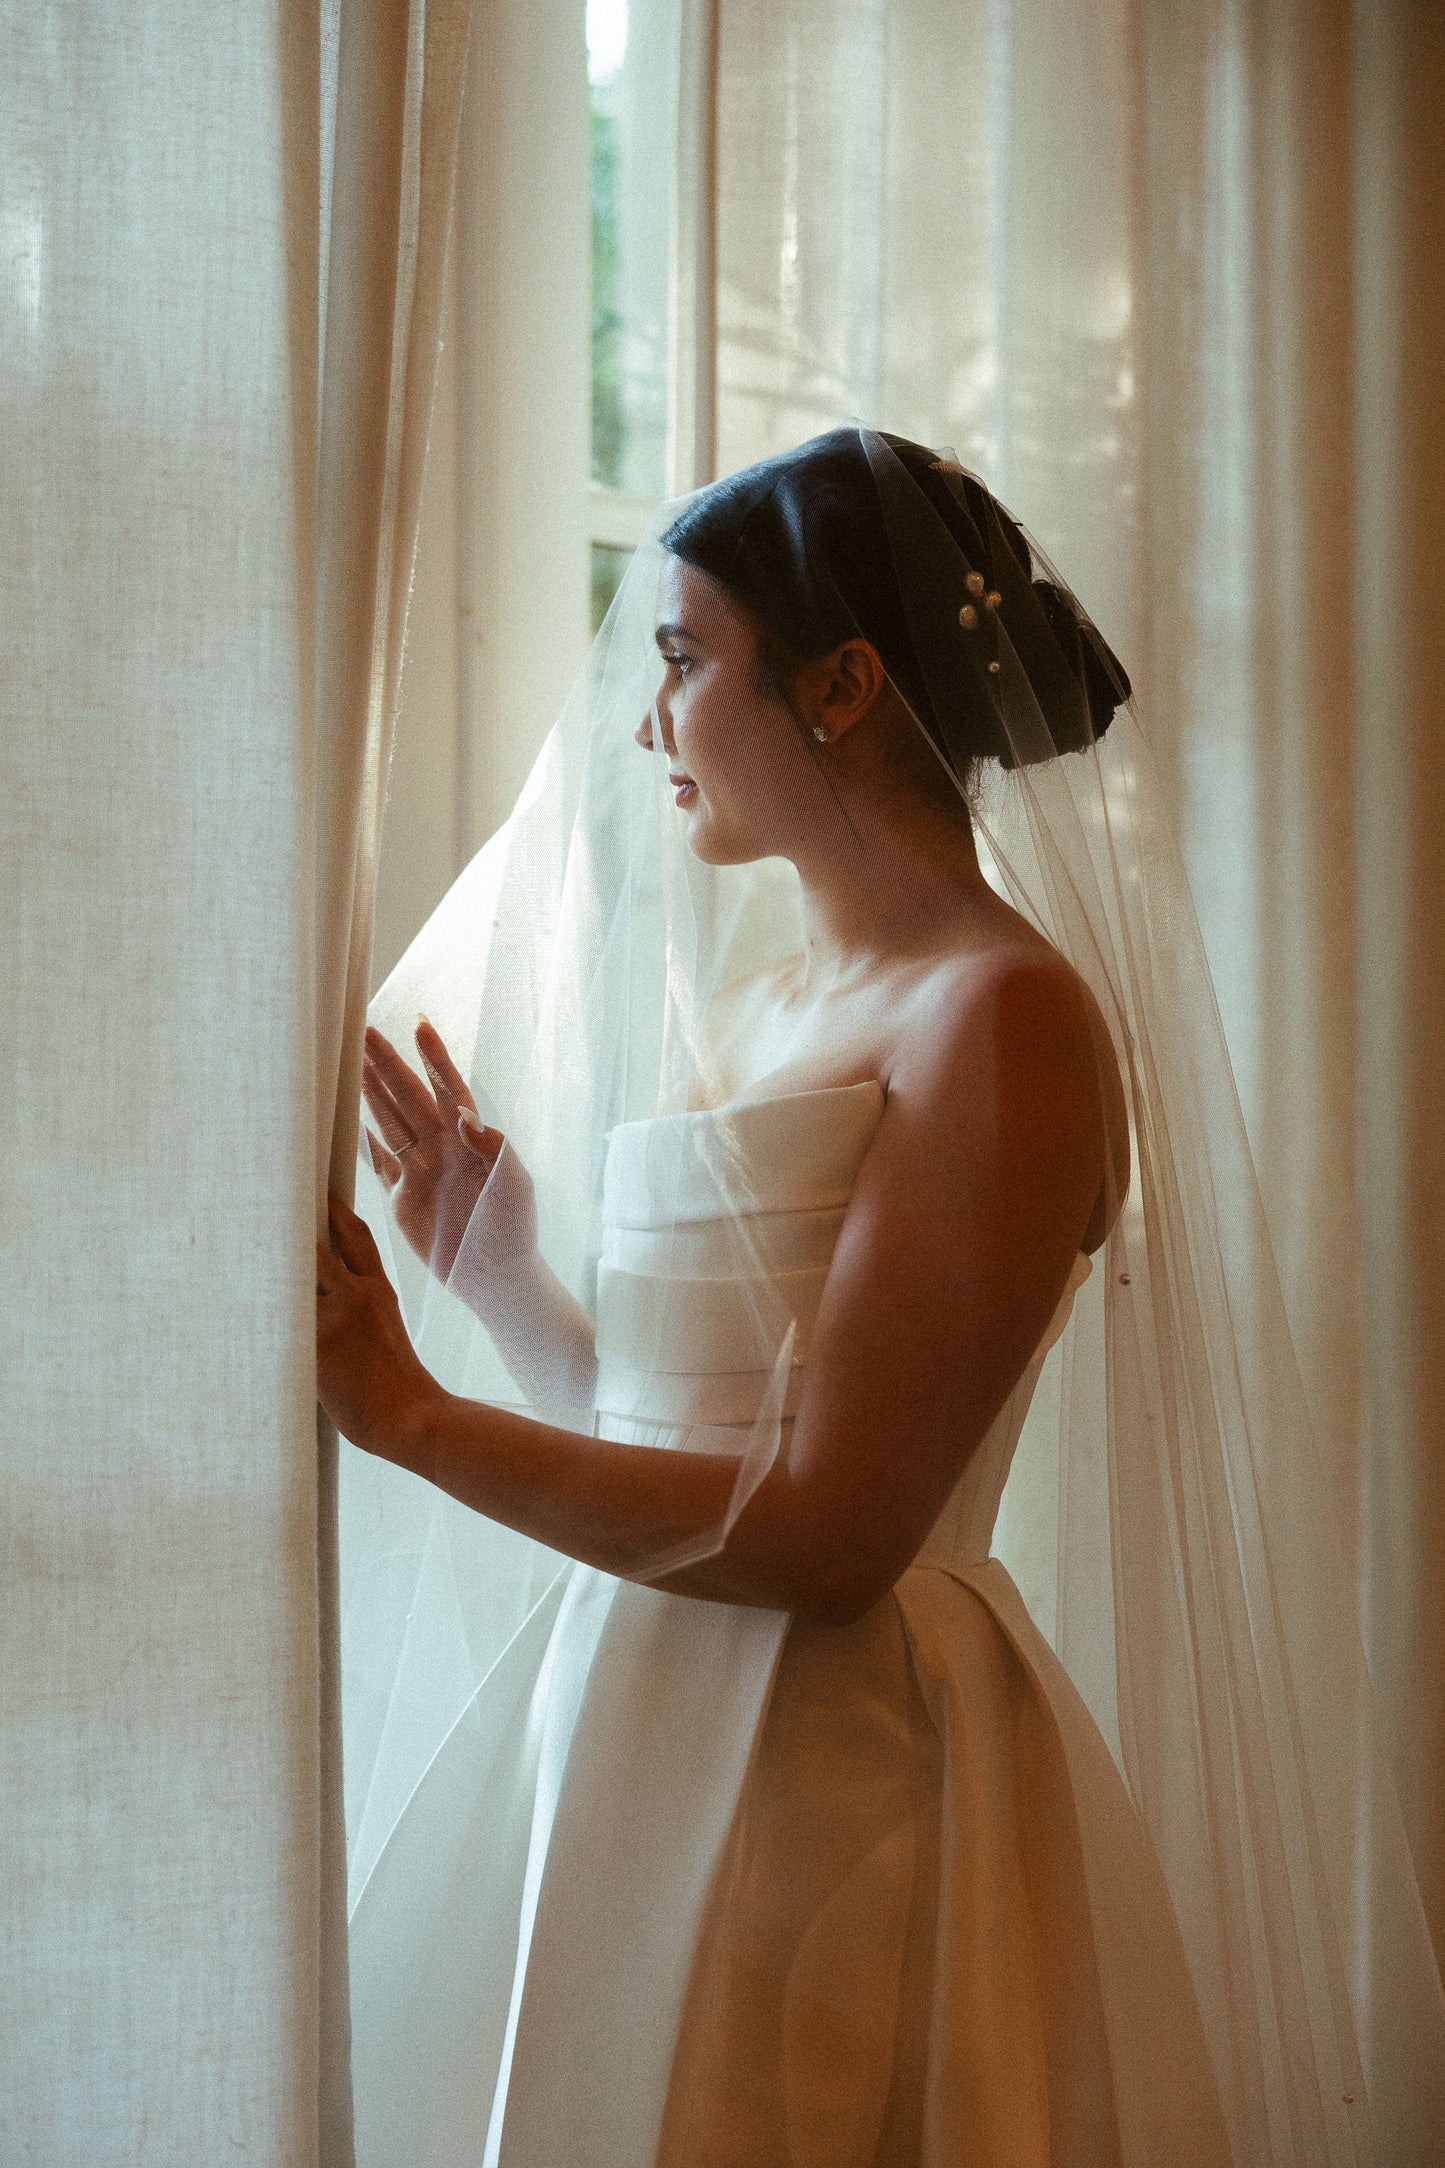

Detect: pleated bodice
[592,1080,1093,1565]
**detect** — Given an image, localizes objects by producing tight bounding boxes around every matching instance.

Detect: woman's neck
[789,793,1004,993]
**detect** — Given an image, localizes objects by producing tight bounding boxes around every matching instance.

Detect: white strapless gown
[349,1083,1231,2167]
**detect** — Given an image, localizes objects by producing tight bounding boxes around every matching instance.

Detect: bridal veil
[342,426,1445,2164]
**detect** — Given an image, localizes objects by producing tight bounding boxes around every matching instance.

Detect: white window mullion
[588,0,717,628]
[667,0,719,494]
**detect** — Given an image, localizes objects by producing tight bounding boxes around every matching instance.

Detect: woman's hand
[362,1015,596,1402]
[361,1017,538,1296]
[316,1194,445,1460]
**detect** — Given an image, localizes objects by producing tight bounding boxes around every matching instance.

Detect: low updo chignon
[660,429,1130,780]
[1028,574,1130,755]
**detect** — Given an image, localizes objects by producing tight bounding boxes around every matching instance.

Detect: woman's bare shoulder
[894,920,1130,1250]
[894,913,1074,1052]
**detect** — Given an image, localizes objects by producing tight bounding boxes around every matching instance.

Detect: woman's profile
[318,430,1445,2165]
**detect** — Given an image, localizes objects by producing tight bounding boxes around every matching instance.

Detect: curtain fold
[711,0,1445,1971]
[312,1,472,2155]
[1351,0,1445,1965]
[3,4,469,2156]
[314,0,471,1210]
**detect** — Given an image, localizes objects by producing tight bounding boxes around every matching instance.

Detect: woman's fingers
[361,1057,419,1155]
[414,1016,475,1114]
[457,1107,502,1166]
[362,1126,402,1188]
[364,1025,441,1136]
[328,1193,385,1277]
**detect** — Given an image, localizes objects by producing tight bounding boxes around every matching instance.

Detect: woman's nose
[636,699,675,754]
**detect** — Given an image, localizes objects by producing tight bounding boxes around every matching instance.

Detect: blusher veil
[341,426,1445,2163]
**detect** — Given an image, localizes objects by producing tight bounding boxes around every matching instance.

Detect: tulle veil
[340,426,1445,2164]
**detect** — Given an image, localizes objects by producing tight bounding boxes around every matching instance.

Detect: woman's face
[637,555,818,865]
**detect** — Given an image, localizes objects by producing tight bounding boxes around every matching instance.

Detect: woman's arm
[471,1250,598,1409]
[320,954,1110,1622]
[316,1231,764,1586]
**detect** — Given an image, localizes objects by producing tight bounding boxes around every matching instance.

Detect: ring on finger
[394,1136,418,1158]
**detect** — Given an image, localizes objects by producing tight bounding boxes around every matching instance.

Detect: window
[588,0,681,630]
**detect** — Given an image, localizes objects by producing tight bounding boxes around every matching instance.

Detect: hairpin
[958,572,1004,631]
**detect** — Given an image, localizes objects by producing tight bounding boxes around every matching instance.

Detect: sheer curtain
[372,0,1445,1979]
[370,0,592,988]
[3,4,468,2158]
[705,0,1445,1965]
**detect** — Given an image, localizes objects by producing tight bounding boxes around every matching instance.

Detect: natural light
[586,0,628,83]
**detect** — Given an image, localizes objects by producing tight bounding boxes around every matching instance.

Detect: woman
[320,431,1445,2166]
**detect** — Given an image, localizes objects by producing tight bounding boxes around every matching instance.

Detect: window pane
[591,542,635,636]
[589,0,679,498]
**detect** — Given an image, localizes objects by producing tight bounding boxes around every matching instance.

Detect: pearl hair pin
[959,571,1004,630]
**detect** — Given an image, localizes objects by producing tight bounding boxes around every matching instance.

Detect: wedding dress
[349,1079,1231,2166]
[342,429,1445,2166]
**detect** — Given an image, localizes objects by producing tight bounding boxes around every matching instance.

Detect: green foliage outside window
[590,543,633,636]
[591,99,624,491]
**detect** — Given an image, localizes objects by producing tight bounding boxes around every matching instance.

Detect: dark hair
[660,428,1129,776]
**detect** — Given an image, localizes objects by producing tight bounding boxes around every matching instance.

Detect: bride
[318,430,1444,2166]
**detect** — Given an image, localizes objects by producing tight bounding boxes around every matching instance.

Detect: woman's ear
[796,638,888,742]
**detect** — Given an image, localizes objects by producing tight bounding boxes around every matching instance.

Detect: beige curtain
[312,1,471,2152]
[2,3,468,2156]
[710,0,1445,1961]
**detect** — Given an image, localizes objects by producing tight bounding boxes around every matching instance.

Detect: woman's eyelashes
[661,650,693,676]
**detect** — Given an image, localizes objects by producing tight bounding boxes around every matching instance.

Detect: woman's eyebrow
[654,621,698,648]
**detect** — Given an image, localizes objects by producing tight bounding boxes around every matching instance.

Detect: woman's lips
[669,774,698,806]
